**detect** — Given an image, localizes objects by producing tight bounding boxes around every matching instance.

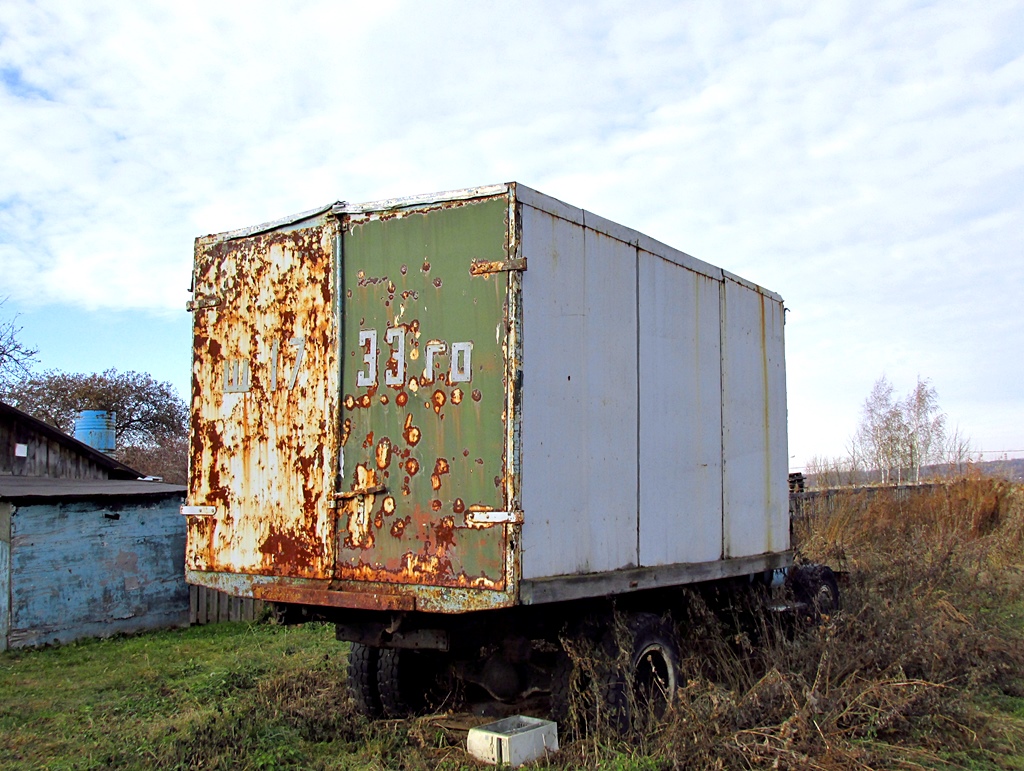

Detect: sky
[1,0,1022,470]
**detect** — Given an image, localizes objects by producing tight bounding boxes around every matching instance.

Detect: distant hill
[803,457,1024,489]
[963,457,1024,482]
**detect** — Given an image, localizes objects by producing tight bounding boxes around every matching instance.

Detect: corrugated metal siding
[721,277,788,558]
[5,496,188,649]
[519,201,639,578]
[638,251,724,566]
[519,188,788,580]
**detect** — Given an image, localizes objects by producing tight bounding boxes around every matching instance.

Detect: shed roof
[0,401,142,480]
[0,475,185,504]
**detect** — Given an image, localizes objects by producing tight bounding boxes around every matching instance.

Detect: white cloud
[0,0,1022,463]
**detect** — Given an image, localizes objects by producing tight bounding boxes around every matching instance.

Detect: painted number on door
[356,327,473,387]
[222,335,306,394]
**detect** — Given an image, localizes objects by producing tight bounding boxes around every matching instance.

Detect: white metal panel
[520,203,639,578]
[638,252,723,565]
[513,184,585,227]
[721,278,789,558]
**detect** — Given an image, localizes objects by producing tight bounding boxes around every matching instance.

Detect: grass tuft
[2,477,1022,768]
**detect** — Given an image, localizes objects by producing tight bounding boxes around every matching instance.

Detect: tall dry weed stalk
[558,477,1024,770]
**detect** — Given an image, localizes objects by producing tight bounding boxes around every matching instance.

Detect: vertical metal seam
[505,188,523,600]
[635,243,642,568]
[719,279,727,560]
[334,223,345,494]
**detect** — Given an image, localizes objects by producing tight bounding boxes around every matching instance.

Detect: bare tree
[903,377,946,483]
[853,376,904,483]
[0,298,38,387]
[852,375,948,484]
[944,424,977,477]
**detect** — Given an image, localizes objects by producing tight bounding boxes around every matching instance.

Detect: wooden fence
[189,585,267,625]
[789,481,944,519]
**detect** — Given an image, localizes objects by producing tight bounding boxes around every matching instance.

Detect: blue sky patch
[1,66,52,100]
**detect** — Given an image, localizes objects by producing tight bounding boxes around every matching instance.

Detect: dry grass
[3,477,1022,769]
[578,476,1024,770]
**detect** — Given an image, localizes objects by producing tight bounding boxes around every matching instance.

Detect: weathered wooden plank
[6,496,188,648]
[1,536,11,652]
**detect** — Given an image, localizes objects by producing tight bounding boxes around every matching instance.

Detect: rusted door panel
[186,216,340,579]
[336,197,511,590]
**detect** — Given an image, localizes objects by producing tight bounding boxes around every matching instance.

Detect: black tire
[628,614,681,725]
[604,613,680,734]
[377,648,453,717]
[554,613,680,736]
[347,642,382,717]
[549,650,572,726]
[788,564,841,619]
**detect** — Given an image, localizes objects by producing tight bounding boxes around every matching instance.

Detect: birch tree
[852,376,947,484]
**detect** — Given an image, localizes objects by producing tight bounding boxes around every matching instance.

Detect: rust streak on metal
[375,437,392,469]
[402,413,421,446]
[187,217,339,579]
[252,584,415,611]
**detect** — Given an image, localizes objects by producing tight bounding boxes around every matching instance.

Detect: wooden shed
[1,402,188,649]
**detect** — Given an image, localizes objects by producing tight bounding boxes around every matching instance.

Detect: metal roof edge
[513,184,585,226]
[0,402,142,479]
[515,188,730,285]
[635,233,723,283]
[0,485,187,505]
[722,269,784,303]
[200,202,340,244]
[333,183,511,215]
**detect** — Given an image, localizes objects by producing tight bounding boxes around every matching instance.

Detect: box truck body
[185,183,789,609]
[184,182,794,716]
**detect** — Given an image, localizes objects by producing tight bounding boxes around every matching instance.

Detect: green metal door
[335,196,516,597]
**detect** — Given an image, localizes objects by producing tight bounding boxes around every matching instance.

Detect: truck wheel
[788,564,841,619]
[620,613,680,731]
[555,613,680,735]
[377,648,452,717]
[347,642,382,717]
[377,648,415,717]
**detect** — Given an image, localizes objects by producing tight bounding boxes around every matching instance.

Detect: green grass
[3,478,1024,769]
[0,623,369,770]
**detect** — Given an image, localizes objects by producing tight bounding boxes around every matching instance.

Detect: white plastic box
[466,715,559,767]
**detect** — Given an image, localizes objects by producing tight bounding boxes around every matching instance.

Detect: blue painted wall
[2,493,188,649]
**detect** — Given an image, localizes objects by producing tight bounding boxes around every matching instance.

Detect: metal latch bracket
[470,258,527,275]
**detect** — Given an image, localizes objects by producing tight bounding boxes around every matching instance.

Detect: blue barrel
[74,410,117,454]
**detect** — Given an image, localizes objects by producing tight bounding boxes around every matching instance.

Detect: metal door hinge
[186,295,222,312]
[181,505,217,517]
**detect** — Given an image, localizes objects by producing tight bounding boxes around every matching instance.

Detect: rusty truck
[183,182,832,725]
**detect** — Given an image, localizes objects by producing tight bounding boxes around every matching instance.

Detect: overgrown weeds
[597,476,1024,769]
[2,477,1023,769]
